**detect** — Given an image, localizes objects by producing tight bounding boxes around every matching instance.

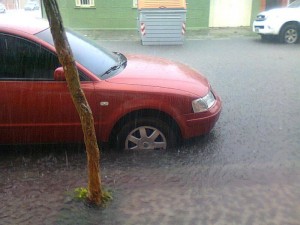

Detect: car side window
[0,33,60,81]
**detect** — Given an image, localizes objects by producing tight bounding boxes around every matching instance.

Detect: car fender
[94,85,192,142]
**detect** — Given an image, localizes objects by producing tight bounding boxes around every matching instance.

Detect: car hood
[260,7,299,16]
[106,54,210,96]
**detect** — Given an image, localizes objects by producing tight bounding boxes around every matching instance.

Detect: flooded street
[1,37,300,224]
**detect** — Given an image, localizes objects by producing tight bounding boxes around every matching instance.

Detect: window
[75,0,95,7]
[0,34,60,81]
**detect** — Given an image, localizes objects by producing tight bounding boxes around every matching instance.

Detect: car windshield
[288,0,300,8]
[36,28,126,80]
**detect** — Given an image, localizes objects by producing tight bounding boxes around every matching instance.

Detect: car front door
[0,33,95,144]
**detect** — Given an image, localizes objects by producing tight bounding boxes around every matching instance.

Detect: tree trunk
[43,0,102,205]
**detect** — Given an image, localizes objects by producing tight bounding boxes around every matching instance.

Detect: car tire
[115,117,177,150]
[279,24,299,44]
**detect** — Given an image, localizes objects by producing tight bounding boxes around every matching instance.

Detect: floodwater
[0,132,299,225]
[1,35,300,224]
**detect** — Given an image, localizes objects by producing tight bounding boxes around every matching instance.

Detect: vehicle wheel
[279,24,299,44]
[115,118,177,150]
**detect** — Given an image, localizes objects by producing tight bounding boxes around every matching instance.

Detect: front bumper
[180,96,222,139]
[253,20,279,35]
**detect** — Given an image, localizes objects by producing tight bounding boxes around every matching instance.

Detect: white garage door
[209,0,252,27]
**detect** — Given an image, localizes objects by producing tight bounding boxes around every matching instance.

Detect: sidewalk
[79,27,254,41]
[186,27,254,39]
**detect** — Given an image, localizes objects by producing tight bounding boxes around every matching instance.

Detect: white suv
[253,0,300,44]
[0,3,6,13]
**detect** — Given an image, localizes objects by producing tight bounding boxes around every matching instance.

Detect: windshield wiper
[101,52,127,77]
[101,65,121,77]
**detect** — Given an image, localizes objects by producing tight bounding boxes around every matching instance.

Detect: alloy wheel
[284,28,298,44]
[125,126,167,150]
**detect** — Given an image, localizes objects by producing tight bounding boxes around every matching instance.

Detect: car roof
[0,16,49,35]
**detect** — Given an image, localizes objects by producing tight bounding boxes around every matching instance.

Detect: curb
[79,27,255,41]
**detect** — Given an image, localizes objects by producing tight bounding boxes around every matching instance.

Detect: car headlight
[192,91,216,113]
[256,14,267,21]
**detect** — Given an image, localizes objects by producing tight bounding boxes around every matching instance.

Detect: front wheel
[279,24,299,44]
[115,118,178,150]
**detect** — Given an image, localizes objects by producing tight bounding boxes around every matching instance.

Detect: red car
[0,18,221,150]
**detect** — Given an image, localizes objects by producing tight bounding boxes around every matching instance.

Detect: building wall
[257,0,290,11]
[186,0,210,29]
[251,0,263,22]
[209,0,253,27]
[55,0,210,30]
[49,0,264,30]
[59,0,137,29]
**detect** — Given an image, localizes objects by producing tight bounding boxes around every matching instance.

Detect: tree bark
[43,0,102,205]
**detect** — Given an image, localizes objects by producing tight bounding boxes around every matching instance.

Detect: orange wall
[261,0,289,11]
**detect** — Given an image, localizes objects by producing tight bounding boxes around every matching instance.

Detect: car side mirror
[54,67,66,81]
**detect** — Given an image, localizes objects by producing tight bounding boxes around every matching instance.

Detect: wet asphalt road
[1,36,300,225]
